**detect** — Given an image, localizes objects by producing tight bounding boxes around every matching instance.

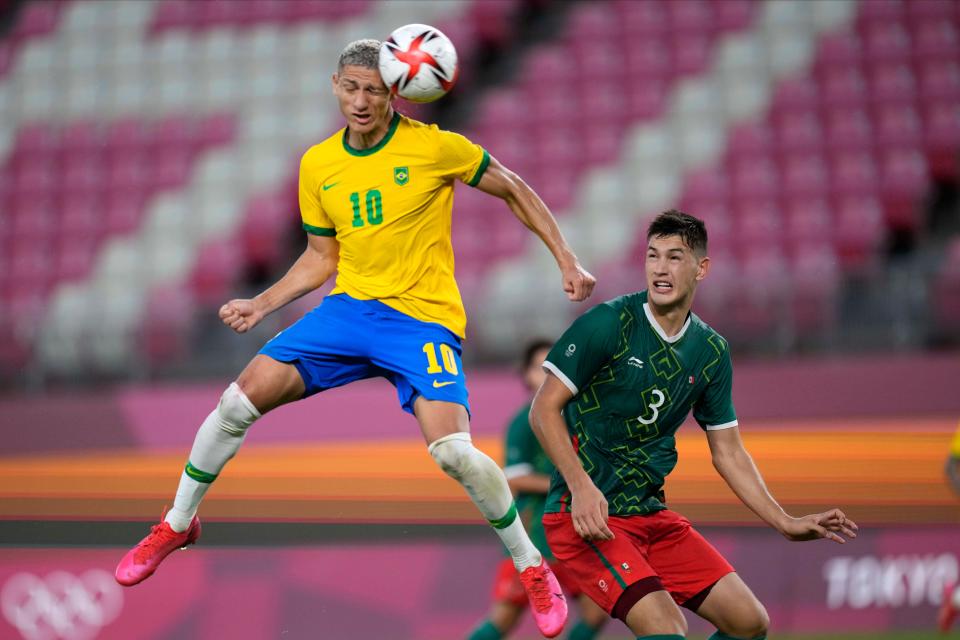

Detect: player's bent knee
[217,382,262,436]
[428,432,474,479]
[722,605,769,640]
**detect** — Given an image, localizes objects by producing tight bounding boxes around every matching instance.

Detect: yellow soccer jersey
[951,422,960,458]
[299,112,489,338]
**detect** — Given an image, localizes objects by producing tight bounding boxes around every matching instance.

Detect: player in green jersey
[530,210,858,640]
[469,340,608,640]
[937,421,960,632]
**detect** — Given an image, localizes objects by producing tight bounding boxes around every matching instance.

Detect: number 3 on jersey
[638,388,665,425]
[350,190,383,227]
[423,342,459,375]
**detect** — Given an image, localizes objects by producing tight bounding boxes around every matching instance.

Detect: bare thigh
[412,397,470,445]
[622,590,687,637]
[235,354,306,414]
[693,572,769,639]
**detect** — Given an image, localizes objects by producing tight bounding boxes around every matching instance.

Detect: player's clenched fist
[219,299,264,334]
[562,262,597,302]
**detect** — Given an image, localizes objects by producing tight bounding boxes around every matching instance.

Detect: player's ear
[695,255,710,281]
[331,73,339,94]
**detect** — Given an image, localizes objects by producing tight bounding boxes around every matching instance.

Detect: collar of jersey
[342,112,401,157]
[643,302,691,344]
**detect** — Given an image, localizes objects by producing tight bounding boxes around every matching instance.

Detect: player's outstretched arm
[530,374,613,541]
[706,426,858,544]
[219,234,339,334]
[474,156,595,302]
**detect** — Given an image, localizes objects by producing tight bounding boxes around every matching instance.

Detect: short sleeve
[299,149,336,236]
[435,129,489,186]
[503,405,536,477]
[543,304,620,396]
[950,424,960,458]
[693,343,738,431]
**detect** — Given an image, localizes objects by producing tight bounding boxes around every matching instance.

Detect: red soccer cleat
[519,560,568,638]
[940,582,959,633]
[115,514,201,586]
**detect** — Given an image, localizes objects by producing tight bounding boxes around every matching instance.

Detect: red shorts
[543,510,733,616]
[491,557,583,607]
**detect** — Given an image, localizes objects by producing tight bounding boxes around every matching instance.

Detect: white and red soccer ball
[379,24,459,103]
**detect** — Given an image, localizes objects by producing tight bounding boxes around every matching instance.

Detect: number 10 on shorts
[423,342,459,375]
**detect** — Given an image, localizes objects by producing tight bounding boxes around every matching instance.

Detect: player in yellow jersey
[115,39,593,638]
[938,422,960,632]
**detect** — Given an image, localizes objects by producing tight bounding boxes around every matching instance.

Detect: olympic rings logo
[2,570,123,640]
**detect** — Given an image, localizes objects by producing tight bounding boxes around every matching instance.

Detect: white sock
[165,383,260,532]
[428,433,543,571]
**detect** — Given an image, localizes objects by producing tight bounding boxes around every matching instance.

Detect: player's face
[332,65,394,137]
[523,347,550,394]
[645,234,709,309]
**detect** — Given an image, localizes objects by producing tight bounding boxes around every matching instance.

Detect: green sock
[467,619,502,640]
[709,633,766,640]
[566,620,600,640]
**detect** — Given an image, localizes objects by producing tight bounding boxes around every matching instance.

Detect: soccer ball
[379,24,458,103]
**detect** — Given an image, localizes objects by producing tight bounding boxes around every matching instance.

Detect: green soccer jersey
[543,290,737,516]
[503,402,555,558]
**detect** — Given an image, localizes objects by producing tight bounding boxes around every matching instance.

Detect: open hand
[571,482,614,541]
[781,508,859,544]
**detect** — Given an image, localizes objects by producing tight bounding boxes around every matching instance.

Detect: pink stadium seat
[625,38,672,79]
[819,67,868,108]
[867,62,917,104]
[140,285,193,364]
[190,239,241,306]
[730,156,780,200]
[774,111,825,152]
[671,33,711,76]
[667,0,712,33]
[830,151,880,196]
[734,199,783,250]
[905,0,955,21]
[917,60,960,101]
[13,124,59,158]
[615,0,668,37]
[784,197,833,246]
[816,31,862,68]
[910,20,959,59]
[860,21,912,63]
[55,237,97,282]
[103,190,146,235]
[834,195,884,266]
[857,0,904,25]
[713,0,754,32]
[873,103,922,148]
[772,77,820,113]
[780,152,829,197]
[565,3,620,42]
[822,107,874,152]
[727,121,775,156]
[684,167,730,202]
[10,0,62,39]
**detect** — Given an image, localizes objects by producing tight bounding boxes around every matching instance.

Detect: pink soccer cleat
[115,514,201,586]
[519,560,568,638]
[940,582,959,633]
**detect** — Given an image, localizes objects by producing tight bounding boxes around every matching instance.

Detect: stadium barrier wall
[0,526,956,639]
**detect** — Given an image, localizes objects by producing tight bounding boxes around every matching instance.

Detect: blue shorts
[258,293,469,415]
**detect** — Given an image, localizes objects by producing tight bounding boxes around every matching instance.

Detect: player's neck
[646,299,692,338]
[346,109,395,150]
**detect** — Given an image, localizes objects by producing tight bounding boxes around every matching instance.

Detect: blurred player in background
[468,340,608,640]
[530,210,858,640]
[115,38,595,637]
[937,421,960,633]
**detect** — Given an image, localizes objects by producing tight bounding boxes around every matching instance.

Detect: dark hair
[521,339,553,371]
[338,39,381,73]
[646,209,707,256]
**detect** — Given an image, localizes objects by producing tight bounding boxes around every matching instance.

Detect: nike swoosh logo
[433,380,456,388]
[322,182,338,191]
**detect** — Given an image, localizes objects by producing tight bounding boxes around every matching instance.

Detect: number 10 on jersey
[423,342,459,375]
